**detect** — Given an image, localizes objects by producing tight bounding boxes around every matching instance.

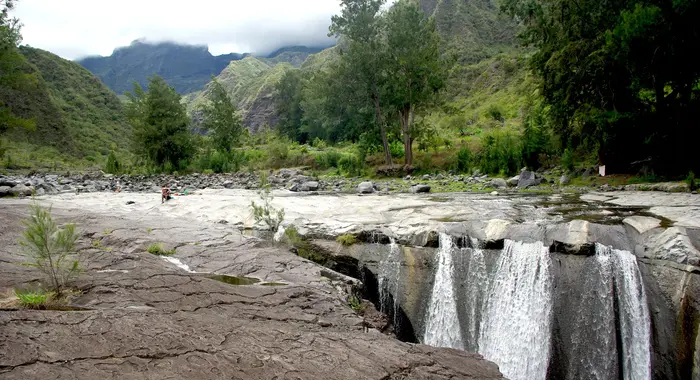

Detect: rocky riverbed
[1,188,699,379]
[0,200,504,379]
[0,168,692,198]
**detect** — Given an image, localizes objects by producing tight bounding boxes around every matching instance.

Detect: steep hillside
[78,40,245,95]
[188,57,294,133]
[1,47,131,169]
[421,0,520,63]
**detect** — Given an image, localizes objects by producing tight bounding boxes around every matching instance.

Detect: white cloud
[11,0,348,60]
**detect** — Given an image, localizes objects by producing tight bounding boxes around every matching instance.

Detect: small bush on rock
[251,172,285,231]
[147,243,176,256]
[20,203,81,297]
[336,234,358,246]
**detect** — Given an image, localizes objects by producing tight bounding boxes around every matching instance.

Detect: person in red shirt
[161,185,172,203]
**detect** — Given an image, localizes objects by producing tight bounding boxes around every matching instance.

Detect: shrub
[315,149,343,169]
[104,151,121,174]
[267,137,290,168]
[338,154,363,176]
[195,150,245,173]
[312,137,327,150]
[477,130,523,175]
[20,203,81,297]
[336,234,358,246]
[147,243,176,256]
[389,140,405,158]
[486,104,505,122]
[283,225,303,246]
[561,149,575,173]
[14,289,50,309]
[251,172,285,231]
[456,146,471,173]
[687,171,696,191]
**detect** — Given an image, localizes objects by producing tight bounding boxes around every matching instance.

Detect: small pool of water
[260,282,288,286]
[205,274,260,285]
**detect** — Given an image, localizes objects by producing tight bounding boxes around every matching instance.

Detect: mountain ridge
[77,41,334,95]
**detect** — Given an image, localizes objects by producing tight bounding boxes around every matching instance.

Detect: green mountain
[77,40,246,95]
[0,46,131,169]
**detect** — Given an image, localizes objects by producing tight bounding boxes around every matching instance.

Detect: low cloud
[12,0,345,60]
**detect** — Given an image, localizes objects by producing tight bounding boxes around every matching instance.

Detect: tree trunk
[407,105,415,166]
[400,108,410,166]
[372,82,392,166]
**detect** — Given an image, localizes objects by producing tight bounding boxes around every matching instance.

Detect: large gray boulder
[357,181,375,194]
[507,176,520,187]
[411,184,431,193]
[559,174,570,185]
[644,226,700,266]
[489,178,507,189]
[9,184,32,196]
[299,181,320,192]
[517,171,539,188]
[0,179,16,187]
[0,186,11,197]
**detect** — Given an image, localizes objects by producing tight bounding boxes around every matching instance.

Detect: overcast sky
[11,0,367,60]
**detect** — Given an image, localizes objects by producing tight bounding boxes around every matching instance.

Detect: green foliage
[267,135,291,168]
[347,295,363,312]
[104,151,121,174]
[687,171,696,191]
[478,130,523,175]
[456,146,471,172]
[275,69,305,142]
[147,243,176,256]
[561,149,575,173]
[336,234,358,246]
[502,0,700,174]
[283,224,303,246]
[14,288,49,309]
[126,75,195,170]
[200,78,243,153]
[19,203,80,297]
[486,104,504,122]
[250,172,285,231]
[195,149,245,173]
[338,153,363,176]
[389,140,405,159]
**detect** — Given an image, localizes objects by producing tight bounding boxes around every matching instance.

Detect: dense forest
[1,0,698,179]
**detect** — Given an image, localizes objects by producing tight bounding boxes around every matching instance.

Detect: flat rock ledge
[0,205,504,380]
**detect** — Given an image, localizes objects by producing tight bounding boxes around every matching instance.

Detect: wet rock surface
[0,204,504,380]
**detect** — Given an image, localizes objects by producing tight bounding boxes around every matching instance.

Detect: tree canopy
[125,76,195,169]
[502,0,700,174]
[200,78,243,153]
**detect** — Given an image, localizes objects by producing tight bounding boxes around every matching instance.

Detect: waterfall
[378,238,402,325]
[423,233,464,349]
[463,238,489,352]
[605,245,652,380]
[478,240,553,380]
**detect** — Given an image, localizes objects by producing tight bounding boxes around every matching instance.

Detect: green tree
[275,69,306,142]
[385,0,446,166]
[502,0,700,174]
[125,75,195,169]
[20,203,81,297]
[200,78,243,153]
[0,0,36,133]
[330,0,393,166]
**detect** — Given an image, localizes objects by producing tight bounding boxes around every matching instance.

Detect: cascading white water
[423,233,464,349]
[604,245,652,380]
[378,238,402,321]
[463,238,489,352]
[478,239,553,380]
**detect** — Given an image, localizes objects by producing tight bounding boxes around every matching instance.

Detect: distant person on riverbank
[161,185,172,203]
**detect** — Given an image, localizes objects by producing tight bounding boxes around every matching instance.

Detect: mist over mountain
[77,40,333,95]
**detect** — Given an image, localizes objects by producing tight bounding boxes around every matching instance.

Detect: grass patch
[336,234,358,246]
[14,289,50,310]
[147,243,176,256]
